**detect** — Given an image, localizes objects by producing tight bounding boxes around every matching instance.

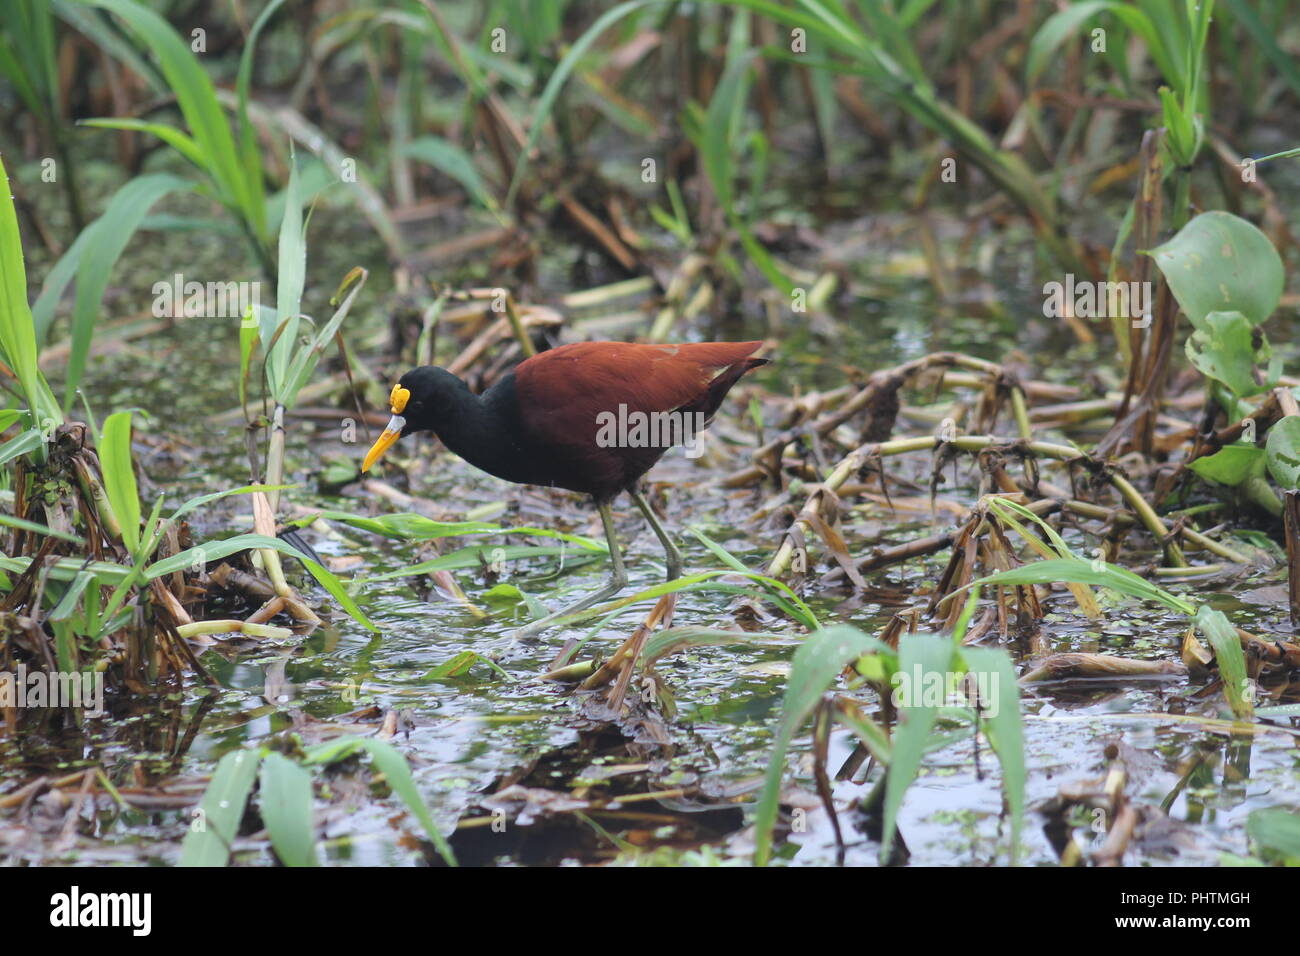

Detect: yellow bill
[362,412,406,472]
[362,383,413,472]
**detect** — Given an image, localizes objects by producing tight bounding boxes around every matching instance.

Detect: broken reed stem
[649,254,706,342]
[1107,473,1186,568]
[725,352,1000,487]
[1277,387,1300,419]
[540,658,599,682]
[246,596,286,624]
[265,404,286,514]
[580,593,675,694]
[1284,491,1300,628]
[1010,386,1033,441]
[1152,564,1225,577]
[152,579,193,626]
[768,432,1246,579]
[502,292,536,358]
[561,276,655,309]
[252,487,321,627]
[445,303,561,377]
[175,620,293,639]
[766,439,902,577]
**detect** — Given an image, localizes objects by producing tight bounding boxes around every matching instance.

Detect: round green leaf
[1149,211,1283,329]
[1265,415,1300,490]
[1184,311,1272,398]
[1189,443,1266,487]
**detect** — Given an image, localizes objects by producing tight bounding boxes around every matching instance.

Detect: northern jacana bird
[362,340,767,636]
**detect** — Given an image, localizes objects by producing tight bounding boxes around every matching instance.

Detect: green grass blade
[80,0,252,222]
[832,699,892,765]
[279,266,368,404]
[166,483,292,525]
[301,737,455,864]
[404,135,498,212]
[48,570,96,622]
[754,625,889,865]
[505,0,652,207]
[958,646,1024,863]
[0,153,58,430]
[1195,605,1253,718]
[0,428,47,467]
[99,411,141,553]
[882,631,955,862]
[179,747,264,866]
[969,557,1196,616]
[234,0,286,241]
[59,173,192,408]
[355,738,456,866]
[0,511,82,544]
[267,152,306,399]
[78,118,204,167]
[258,751,318,867]
[702,43,756,214]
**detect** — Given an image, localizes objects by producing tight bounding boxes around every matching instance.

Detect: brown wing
[513,341,764,497]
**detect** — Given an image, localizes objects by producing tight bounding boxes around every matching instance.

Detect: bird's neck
[429,374,528,480]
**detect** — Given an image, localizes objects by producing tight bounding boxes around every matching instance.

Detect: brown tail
[689,356,768,422]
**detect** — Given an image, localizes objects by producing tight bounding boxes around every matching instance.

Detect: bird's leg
[630,489,683,581]
[630,488,681,629]
[510,500,627,639]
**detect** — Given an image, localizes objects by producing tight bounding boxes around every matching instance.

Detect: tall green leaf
[264,153,306,398]
[959,646,1024,863]
[99,411,141,553]
[0,153,59,430]
[259,751,318,867]
[882,632,955,862]
[234,0,286,241]
[179,748,264,866]
[504,0,652,207]
[404,136,498,212]
[78,0,260,235]
[1026,2,1173,90]
[970,557,1196,616]
[303,736,457,865]
[1196,605,1253,718]
[754,625,888,865]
